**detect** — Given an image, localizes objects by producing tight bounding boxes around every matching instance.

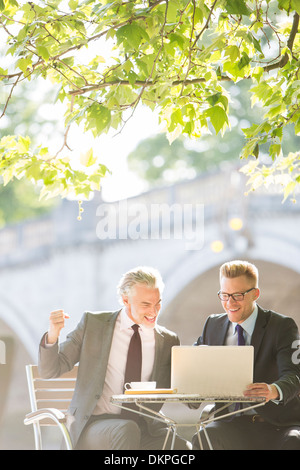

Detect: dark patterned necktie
[124,324,142,385]
[121,324,142,420]
[236,324,245,346]
[234,324,245,413]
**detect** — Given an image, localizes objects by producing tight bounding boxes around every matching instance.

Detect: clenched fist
[47,309,70,345]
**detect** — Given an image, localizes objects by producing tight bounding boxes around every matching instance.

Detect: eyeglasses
[218,287,256,302]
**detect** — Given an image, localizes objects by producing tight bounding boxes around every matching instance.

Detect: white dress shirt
[225,305,258,346]
[93,308,156,415]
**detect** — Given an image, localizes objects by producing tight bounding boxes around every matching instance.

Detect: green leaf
[241,137,261,159]
[242,121,271,138]
[295,118,300,135]
[85,104,111,136]
[0,66,8,76]
[17,57,32,73]
[169,33,185,50]
[249,33,262,53]
[116,23,149,50]
[169,108,184,132]
[278,0,300,15]
[225,45,240,62]
[207,92,222,107]
[17,135,31,153]
[194,6,204,25]
[237,52,251,70]
[25,161,43,181]
[167,0,180,22]
[269,143,282,158]
[128,70,138,86]
[251,66,264,82]
[250,81,273,104]
[80,148,97,167]
[205,105,228,135]
[68,0,78,9]
[253,143,259,159]
[292,0,300,15]
[283,181,297,202]
[265,103,285,120]
[36,45,50,61]
[225,0,252,16]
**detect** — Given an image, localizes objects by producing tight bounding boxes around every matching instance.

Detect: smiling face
[220,275,260,324]
[122,283,162,329]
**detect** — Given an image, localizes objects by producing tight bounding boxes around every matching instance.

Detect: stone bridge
[0,163,300,448]
[1,163,300,354]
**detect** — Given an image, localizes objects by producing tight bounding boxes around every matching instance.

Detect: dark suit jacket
[38,310,180,449]
[194,305,300,426]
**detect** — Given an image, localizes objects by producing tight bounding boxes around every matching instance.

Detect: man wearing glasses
[192,260,300,450]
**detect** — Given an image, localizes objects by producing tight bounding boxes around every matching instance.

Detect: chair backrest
[26,365,78,426]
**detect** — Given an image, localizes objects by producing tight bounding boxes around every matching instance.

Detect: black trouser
[192,415,300,450]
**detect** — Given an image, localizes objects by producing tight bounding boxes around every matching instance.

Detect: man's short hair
[117,266,164,301]
[220,260,259,286]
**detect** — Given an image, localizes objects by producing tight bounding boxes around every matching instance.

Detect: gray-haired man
[39,266,189,450]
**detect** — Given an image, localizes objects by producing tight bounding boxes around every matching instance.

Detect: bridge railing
[0,164,298,267]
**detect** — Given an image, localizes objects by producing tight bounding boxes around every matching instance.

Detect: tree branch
[263,12,299,72]
[0,74,21,119]
[68,76,232,96]
[68,11,299,97]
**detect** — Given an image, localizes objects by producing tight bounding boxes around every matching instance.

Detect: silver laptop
[171,345,254,399]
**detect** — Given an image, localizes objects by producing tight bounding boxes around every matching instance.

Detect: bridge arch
[0,295,37,361]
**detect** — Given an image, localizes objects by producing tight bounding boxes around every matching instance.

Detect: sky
[67,106,161,202]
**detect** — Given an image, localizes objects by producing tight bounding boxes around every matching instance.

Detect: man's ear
[254,288,260,300]
[122,295,129,307]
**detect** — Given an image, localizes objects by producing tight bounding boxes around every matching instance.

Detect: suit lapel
[217,315,230,345]
[251,305,268,363]
[151,327,164,380]
[221,317,230,344]
[93,310,120,387]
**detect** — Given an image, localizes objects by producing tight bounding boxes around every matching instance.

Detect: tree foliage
[1,0,300,201]
[127,80,300,186]
[0,79,60,225]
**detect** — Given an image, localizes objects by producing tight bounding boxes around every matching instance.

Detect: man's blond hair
[220,260,259,287]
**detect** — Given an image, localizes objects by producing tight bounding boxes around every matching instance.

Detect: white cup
[125,381,156,391]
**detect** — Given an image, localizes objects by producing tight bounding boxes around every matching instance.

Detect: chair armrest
[24,408,66,426]
[24,408,73,450]
[199,403,216,421]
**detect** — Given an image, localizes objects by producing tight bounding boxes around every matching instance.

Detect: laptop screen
[171,345,254,397]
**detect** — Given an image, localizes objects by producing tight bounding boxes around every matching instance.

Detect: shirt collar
[119,308,155,336]
[232,304,258,338]
[119,307,135,331]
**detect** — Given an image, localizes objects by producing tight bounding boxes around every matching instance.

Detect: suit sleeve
[38,312,87,378]
[273,316,300,404]
[193,316,210,345]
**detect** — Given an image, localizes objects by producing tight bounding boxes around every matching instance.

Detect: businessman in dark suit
[38,266,189,450]
[192,260,300,450]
